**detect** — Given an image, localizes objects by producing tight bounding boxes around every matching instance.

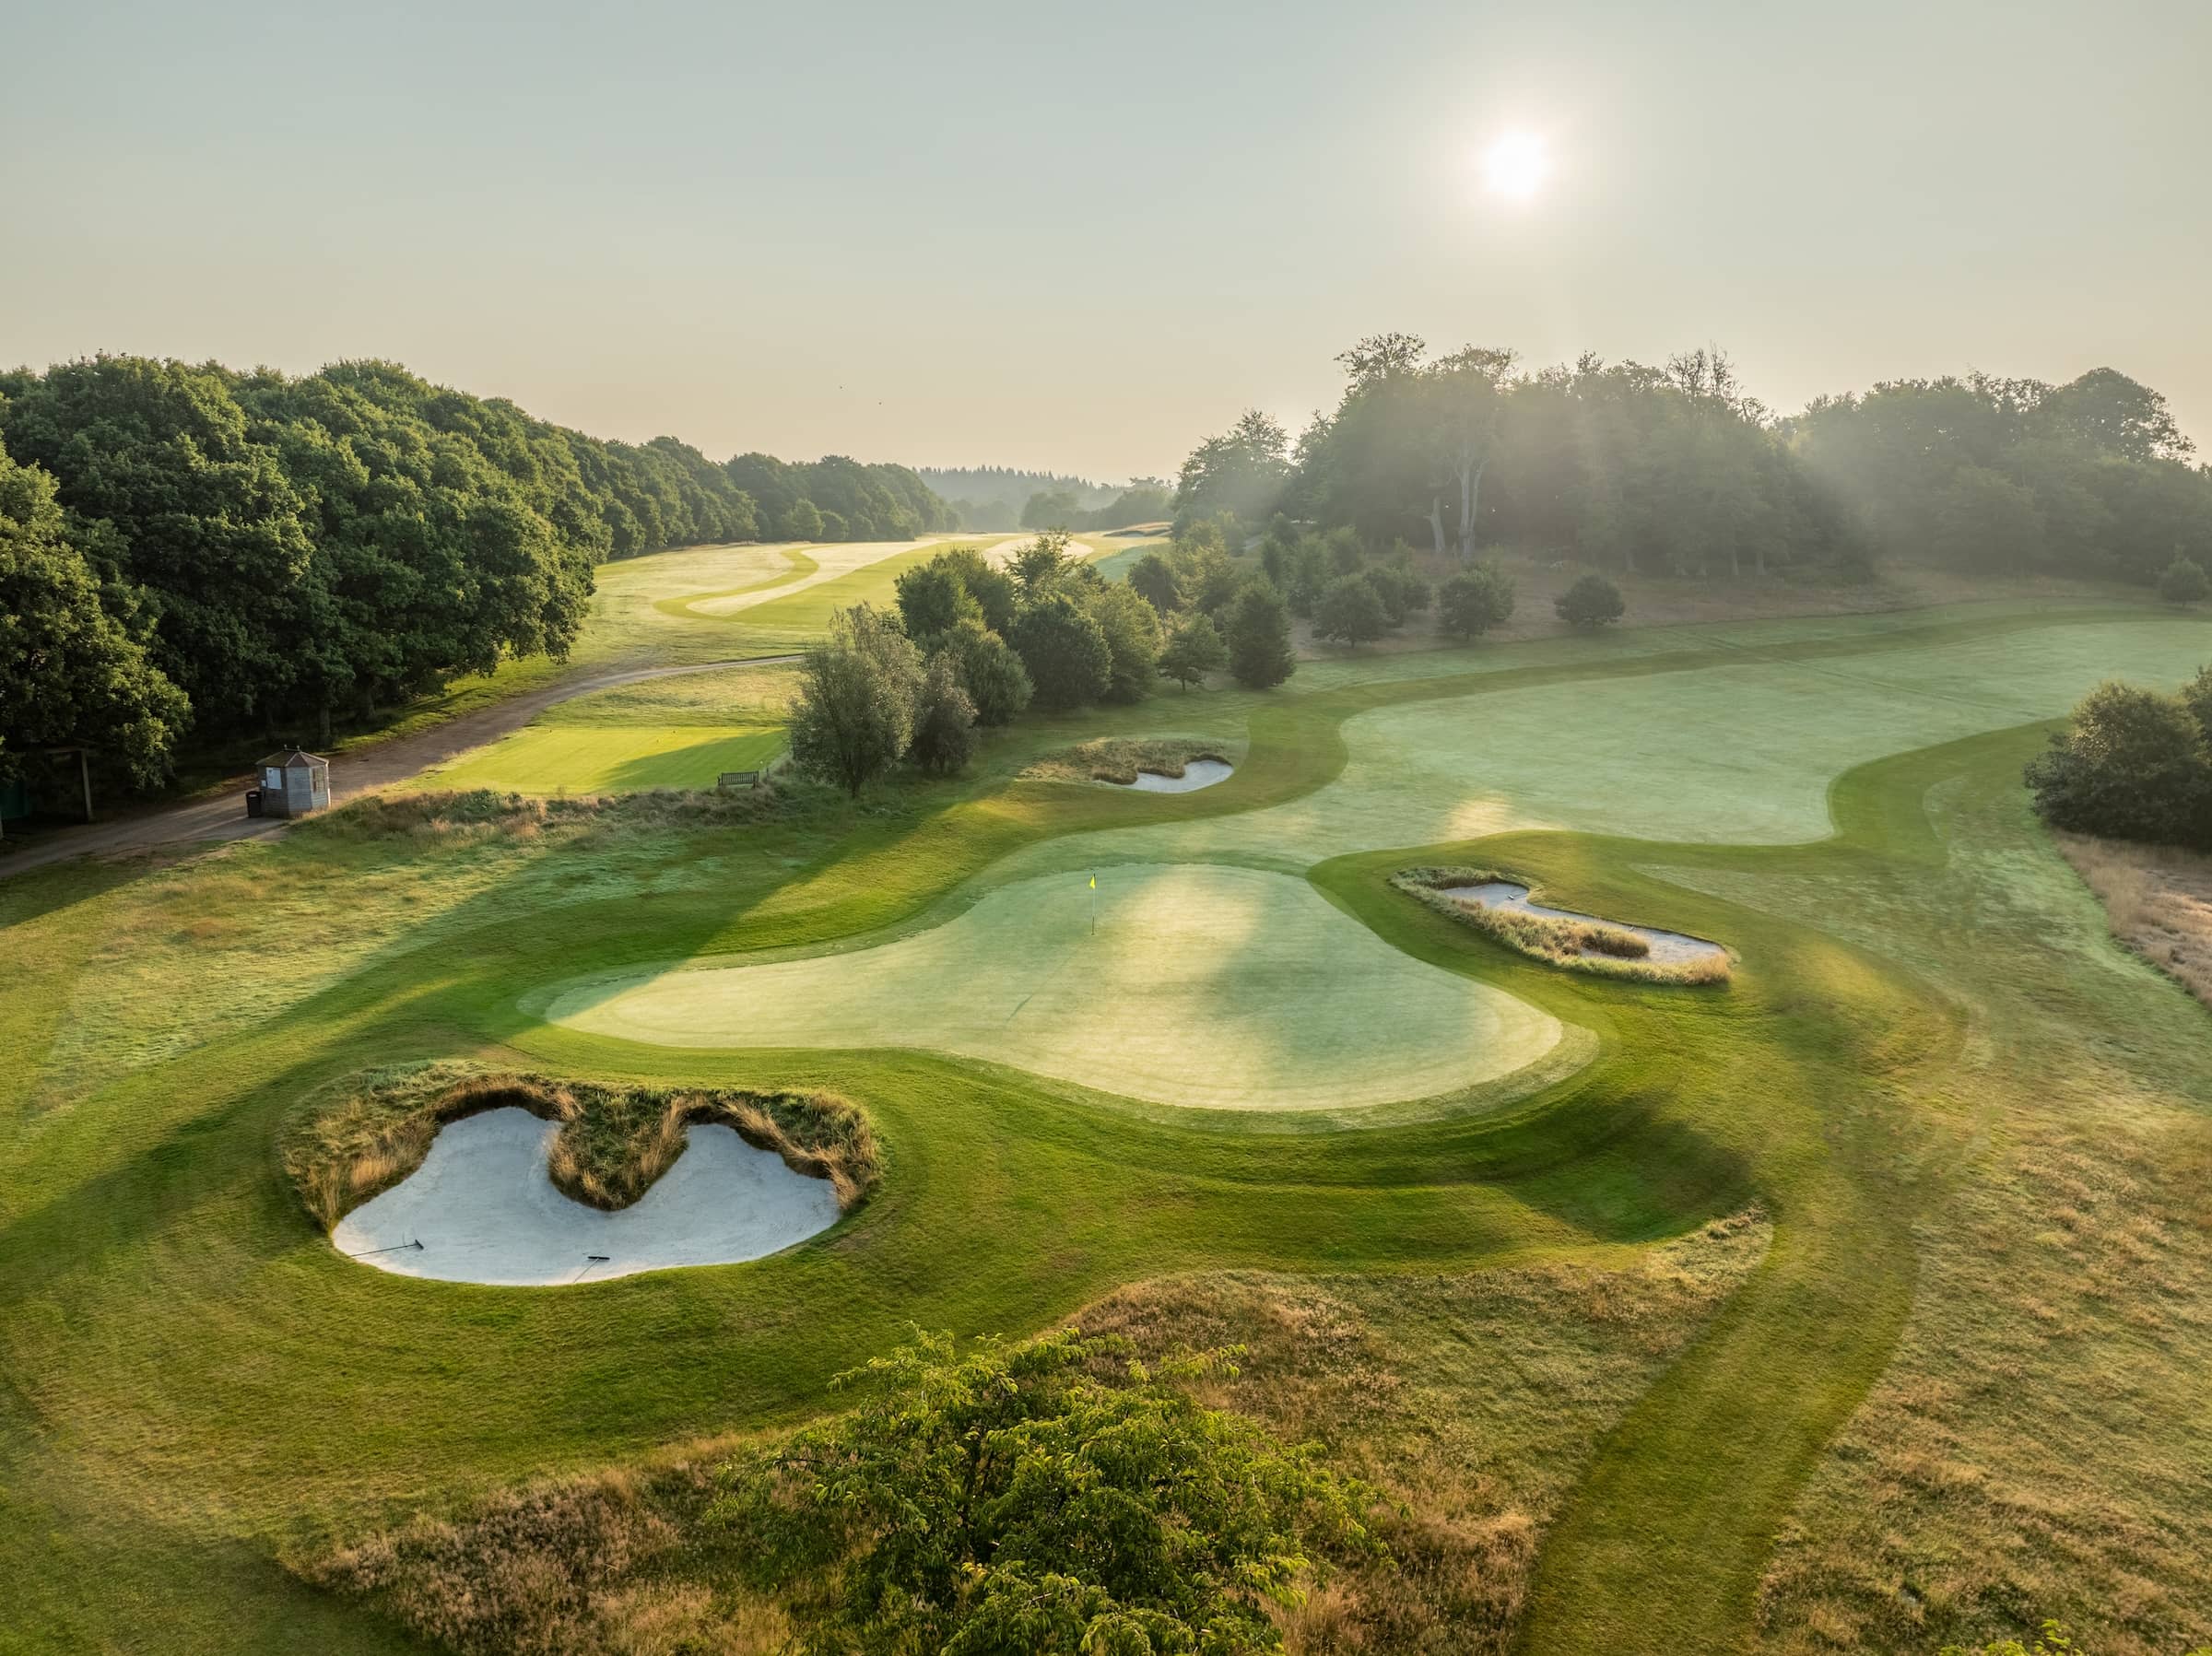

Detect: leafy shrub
[941,616,1032,726]
[710,1328,1381,1656]
[1437,563,1517,640]
[2026,677,2212,849]
[790,604,923,796]
[1159,613,1229,689]
[2159,554,2209,605]
[1010,591,1114,711]
[1086,581,1162,703]
[1226,581,1297,688]
[908,654,979,776]
[1555,571,1626,628]
[1314,572,1389,645]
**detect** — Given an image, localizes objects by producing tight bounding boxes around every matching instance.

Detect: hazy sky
[6,0,2207,481]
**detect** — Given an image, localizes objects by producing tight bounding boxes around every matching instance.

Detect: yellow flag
[1088,875,1096,889]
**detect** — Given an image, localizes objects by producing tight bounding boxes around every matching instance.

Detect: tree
[0,438,189,787]
[1009,591,1112,710]
[1021,487,1082,529]
[1428,346,1517,560]
[893,559,981,641]
[1437,563,1517,640]
[941,617,1032,726]
[2159,555,2208,606]
[711,1328,1379,1656]
[1086,581,1161,703]
[1159,614,1229,689]
[907,654,979,777]
[782,497,825,540]
[1226,581,1296,689]
[788,604,923,796]
[1010,530,1075,598]
[2025,679,2212,849]
[1313,572,1389,645]
[1126,551,1182,614]
[1555,571,1626,628]
[931,546,1018,633]
[1174,410,1290,523]
[1364,563,1428,626]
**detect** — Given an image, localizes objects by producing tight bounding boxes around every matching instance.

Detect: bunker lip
[1439,879,1727,967]
[1109,759,1233,793]
[329,1108,841,1286]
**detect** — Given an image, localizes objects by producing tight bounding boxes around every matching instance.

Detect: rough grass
[1393,866,1732,985]
[2054,832,2212,1010]
[421,725,789,796]
[303,1214,1767,1656]
[1022,735,1234,785]
[279,1062,879,1229]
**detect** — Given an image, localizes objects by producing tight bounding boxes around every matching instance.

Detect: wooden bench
[717,770,762,791]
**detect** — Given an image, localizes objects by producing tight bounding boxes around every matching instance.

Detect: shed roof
[258,749,329,770]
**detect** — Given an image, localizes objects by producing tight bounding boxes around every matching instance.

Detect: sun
[1481,129,1549,202]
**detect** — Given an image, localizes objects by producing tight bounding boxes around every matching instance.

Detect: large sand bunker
[1114,759,1232,793]
[331,1108,841,1286]
[546,864,1565,1111]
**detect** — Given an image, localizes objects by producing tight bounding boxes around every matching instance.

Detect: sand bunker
[1439,880,1727,967]
[1114,759,1233,793]
[330,1108,841,1286]
[545,864,1564,1112]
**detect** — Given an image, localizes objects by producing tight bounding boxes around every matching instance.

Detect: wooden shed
[257,749,331,818]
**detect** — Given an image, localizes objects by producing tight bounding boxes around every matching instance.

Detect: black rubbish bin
[245,787,264,819]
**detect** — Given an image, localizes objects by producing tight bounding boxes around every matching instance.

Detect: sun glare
[1481,129,1549,202]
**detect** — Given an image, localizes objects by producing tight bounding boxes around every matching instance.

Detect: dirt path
[0,655,796,881]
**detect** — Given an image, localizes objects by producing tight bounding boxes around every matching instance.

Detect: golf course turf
[3,585,2209,1654]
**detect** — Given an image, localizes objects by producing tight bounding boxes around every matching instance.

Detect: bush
[1555,571,1626,628]
[1314,572,1389,644]
[930,546,1018,632]
[1225,581,1297,689]
[892,559,982,641]
[942,616,1032,726]
[2159,554,2209,605]
[908,654,979,777]
[1438,562,1517,640]
[1086,581,1162,703]
[710,1328,1380,1656]
[1159,613,1229,689]
[1010,591,1113,710]
[789,604,922,796]
[2025,677,2212,849]
[1127,551,1182,614]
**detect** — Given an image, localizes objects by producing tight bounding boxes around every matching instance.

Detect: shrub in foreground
[710,1328,1381,1656]
[2025,676,2212,850]
[1555,570,1626,628]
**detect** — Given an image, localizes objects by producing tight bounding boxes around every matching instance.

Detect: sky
[5,0,2208,482]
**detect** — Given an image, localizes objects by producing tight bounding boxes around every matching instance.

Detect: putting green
[422,724,786,794]
[1004,617,2212,875]
[547,863,1566,1110]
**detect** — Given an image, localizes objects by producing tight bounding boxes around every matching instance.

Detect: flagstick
[1090,872,1097,934]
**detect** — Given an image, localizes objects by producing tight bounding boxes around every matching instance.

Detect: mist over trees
[918,466,1173,533]
[1176,337,2212,587]
[0,355,957,792]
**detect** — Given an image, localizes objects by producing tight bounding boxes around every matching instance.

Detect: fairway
[420,723,785,794]
[547,863,1566,1110]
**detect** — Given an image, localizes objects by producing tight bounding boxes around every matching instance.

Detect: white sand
[330,1108,841,1286]
[1113,759,1233,793]
[1438,881,1728,967]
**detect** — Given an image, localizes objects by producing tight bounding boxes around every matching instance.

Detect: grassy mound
[1022,736,1231,785]
[280,1061,878,1229]
[1394,866,1731,985]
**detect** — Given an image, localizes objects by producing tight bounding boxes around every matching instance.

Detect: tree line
[0,355,954,793]
[789,530,1296,794]
[1174,336,2212,588]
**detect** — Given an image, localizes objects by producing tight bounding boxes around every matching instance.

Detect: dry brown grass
[1022,736,1232,785]
[1393,866,1732,986]
[306,784,800,846]
[305,1462,789,1656]
[2055,833,2212,1010]
[279,1062,879,1229]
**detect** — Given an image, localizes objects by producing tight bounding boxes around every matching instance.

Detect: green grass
[3,600,2208,1654]
[419,725,786,795]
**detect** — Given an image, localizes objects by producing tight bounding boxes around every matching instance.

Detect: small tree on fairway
[1159,613,1228,689]
[789,604,923,796]
[1314,572,1389,645]
[710,1328,1381,1656]
[2159,555,2209,606]
[1086,581,1162,703]
[942,616,1032,726]
[1555,571,1626,628]
[1010,591,1113,710]
[1226,581,1296,689]
[908,654,979,777]
[1127,550,1183,614]
[1437,562,1516,640]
